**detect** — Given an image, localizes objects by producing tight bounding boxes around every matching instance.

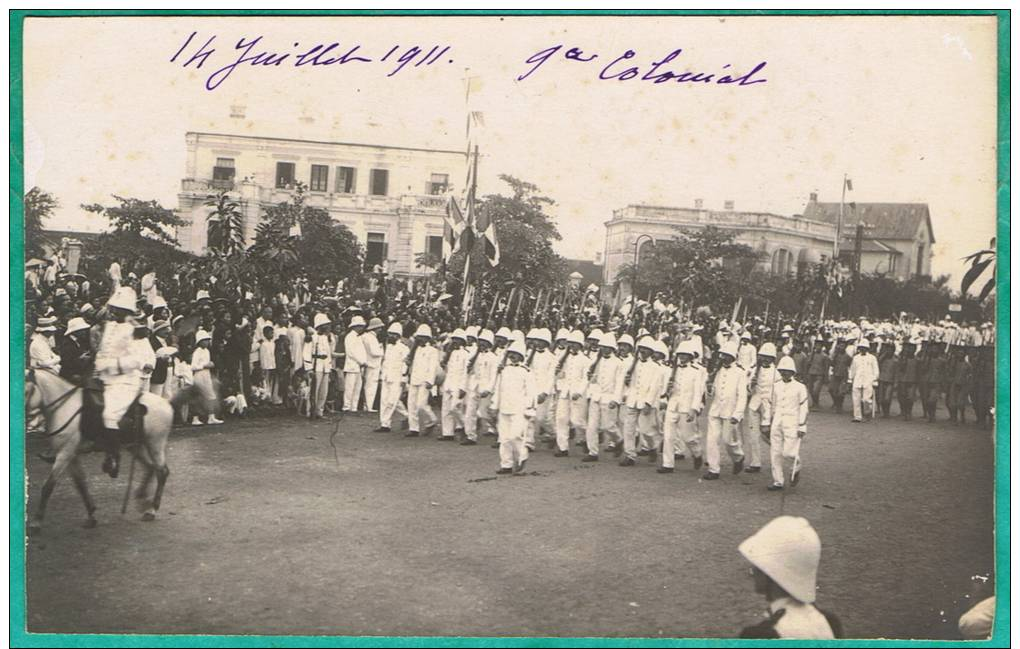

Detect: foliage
[615,226,762,312]
[961,238,996,303]
[204,190,246,257]
[82,195,183,245]
[25,187,58,260]
[414,251,443,272]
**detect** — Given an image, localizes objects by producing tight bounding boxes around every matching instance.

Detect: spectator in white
[108,261,121,290]
[29,316,61,373]
[489,340,536,475]
[190,330,223,425]
[439,329,469,441]
[131,320,156,394]
[140,270,158,304]
[765,356,810,491]
[374,322,409,433]
[287,314,306,381]
[848,339,880,423]
[342,315,368,412]
[361,318,385,413]
[738,516,843,638]
[309,314,333,419]
[258,325,280,405]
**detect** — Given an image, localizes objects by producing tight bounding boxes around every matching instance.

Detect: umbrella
[25,258,49,269]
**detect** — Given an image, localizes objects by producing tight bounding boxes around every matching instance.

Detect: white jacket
[849,352,880,387]
[343,330,367,373]
[491,364,536,416]
[362,333,384,369]
[381,340,409,383]
[443,348,470,394]
[29,334,61,372]
[767,379,809,431]
[468,349,499,395]
[622,359,662,409]
[586,353,624,404]
[666,364,705,414]
[708,363,748,420]
[556,351,590,399]
[408,344,440,387]
[529,350,557,397]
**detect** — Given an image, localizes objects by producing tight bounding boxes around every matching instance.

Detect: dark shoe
[656,467,674,474]
[744,466,761,474]
[674,453,685,461]
[618,457,636,467]
[102,452,120,479]
[496,468,512,475]
[732,458,744,475]
[404,431,420,437]
[693,456,703,471]
[513,459,527,474]
[636,449,649,457]
[575,439,587,448]
[582,454,599,462]
[767,483,784,491]
[460,439,477,446]
[553,450,568,457]
[612,444,624,458]
[373,426,391,433]
[423,424,436,436]
[702,471,720,480]
[437,436,455,442]
[647,449,657,463]
[490,442,500,449]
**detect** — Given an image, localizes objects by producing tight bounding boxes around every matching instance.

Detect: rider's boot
[101,428,121,478]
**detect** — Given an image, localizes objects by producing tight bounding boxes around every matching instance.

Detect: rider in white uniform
[94,286,143,478]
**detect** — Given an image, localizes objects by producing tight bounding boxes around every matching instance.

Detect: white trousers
[313,370,329,417]
[769,414,802,486]
[742,402,768,468]
[621,406,641,460]
[585,400,619,456]
[379,380,407,428]
[363,367,381,411]
[706,416,744,474]
[663,408,700,468]
[852,384,875,420]
[638,407,661,453]
[498,412,529,469]
[463,392,491,441]
[343,370,363,411]
[102,377,141,429]
[556,394,588,451]
[527,397,555,447]
[406,384,436,432]
[441,390,464,437]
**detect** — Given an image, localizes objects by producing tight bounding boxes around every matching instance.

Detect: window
[213,158,235,181]
[310,165,329,192]
[916,244,925,276]
[428,173,449,195]
[275,162,296,189]
[370,169,389,196]
[427,235,443,261]
[365,233,387,271]
[335,166,356,193]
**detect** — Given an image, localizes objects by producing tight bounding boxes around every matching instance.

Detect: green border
[8,8,1010,648]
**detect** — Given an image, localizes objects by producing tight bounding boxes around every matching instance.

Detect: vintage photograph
[15,11,1004,643]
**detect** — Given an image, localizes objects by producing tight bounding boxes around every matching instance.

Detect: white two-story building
[176,131,465,277]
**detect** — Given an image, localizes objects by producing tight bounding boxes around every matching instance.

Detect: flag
[473,203,500,268]
[845,178,853,191]
[443,194,466,261]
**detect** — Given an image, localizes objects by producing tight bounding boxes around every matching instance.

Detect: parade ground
[24,406,995,640]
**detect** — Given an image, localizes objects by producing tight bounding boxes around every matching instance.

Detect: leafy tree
[961,238,996,303]
[82,195,183,245]
[204,190,246,257]
[414,251,443,272]
[25,187,58,260]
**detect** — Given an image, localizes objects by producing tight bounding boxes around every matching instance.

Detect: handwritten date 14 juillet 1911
[170,32,768,91]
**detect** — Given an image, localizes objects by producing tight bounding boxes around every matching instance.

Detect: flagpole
[460,145,480,325]
[834,173,846,260]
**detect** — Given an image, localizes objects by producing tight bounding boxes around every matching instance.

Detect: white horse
[24,368,197,534]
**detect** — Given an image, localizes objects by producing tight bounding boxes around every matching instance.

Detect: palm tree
[961,238,996,303]
[204,190,246,257]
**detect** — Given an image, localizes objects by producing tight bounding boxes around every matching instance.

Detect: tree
[82,195,183,245]
[615,226,762,312]
[204,190,246,257]
[444,175,568,319]
[961,238,996,303]
[25,187,58,260]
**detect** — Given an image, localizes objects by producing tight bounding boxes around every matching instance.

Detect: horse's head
[24,369,42,415]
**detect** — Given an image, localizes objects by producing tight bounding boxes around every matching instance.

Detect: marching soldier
[525,328,557,450]
[894,339,919,420]
[439,329,469,441]
[805,340,830,409]
[659,339,706,473]
[704,341,748,480]
[309,313,334,419]
[582,331,623,461]
[555,330,590,457]
[375,322,409,433]
[743,342,778,475]
[342,315,367,412]
[463,328,499,444]
[828,339,851,413]
[361,317,385,413]
[405,324,440,437]
[765,356,809,491]
[619,336,662,467]
[490,340,535,474]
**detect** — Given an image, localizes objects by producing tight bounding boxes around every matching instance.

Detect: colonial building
[602,201,836,293]
[176,132,465,277]
[801,195,935,281]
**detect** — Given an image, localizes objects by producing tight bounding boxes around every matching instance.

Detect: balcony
[181,178,235,193]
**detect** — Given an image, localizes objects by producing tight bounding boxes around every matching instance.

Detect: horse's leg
[67,456,98,528]
[132,444,157,512]
[142,438,169,522]
[27,446,74,535]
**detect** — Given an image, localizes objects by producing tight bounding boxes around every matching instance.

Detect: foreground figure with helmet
[739,516,843,638]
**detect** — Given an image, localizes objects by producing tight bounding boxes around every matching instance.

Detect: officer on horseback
[94,286,143,478]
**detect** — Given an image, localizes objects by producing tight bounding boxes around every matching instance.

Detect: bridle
[25,368,84,437]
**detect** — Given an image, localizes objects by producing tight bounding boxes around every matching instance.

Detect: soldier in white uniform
[361,317,385,412]
[582,331,624,462]
[659,339,706,473]
[405,324,440,437]
[743,342,778,475]
[489,340,535,474]
[463,329,499,445]
[765,356,810,491]
[704,341,748,480]
[439,329,469,441]
[375,322,409,432]
[308,313,333,419]
[342,315,367,412]
[94,287,143,478]
[619,337,662,467]
[555,330,590,456]
[848,340,880,422]
[525,328,556,450]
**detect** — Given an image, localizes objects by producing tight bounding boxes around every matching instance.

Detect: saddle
[81,377,147,443]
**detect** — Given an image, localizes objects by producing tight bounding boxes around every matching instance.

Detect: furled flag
[845,177,854,191]
[443,193,466,262]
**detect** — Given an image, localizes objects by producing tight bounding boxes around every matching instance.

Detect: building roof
[564,259,604,287]
[39,229,104,245]
[803,201,934,243]
[189,131,466,157]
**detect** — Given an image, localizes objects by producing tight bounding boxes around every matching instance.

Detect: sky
[22,15,999,284]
